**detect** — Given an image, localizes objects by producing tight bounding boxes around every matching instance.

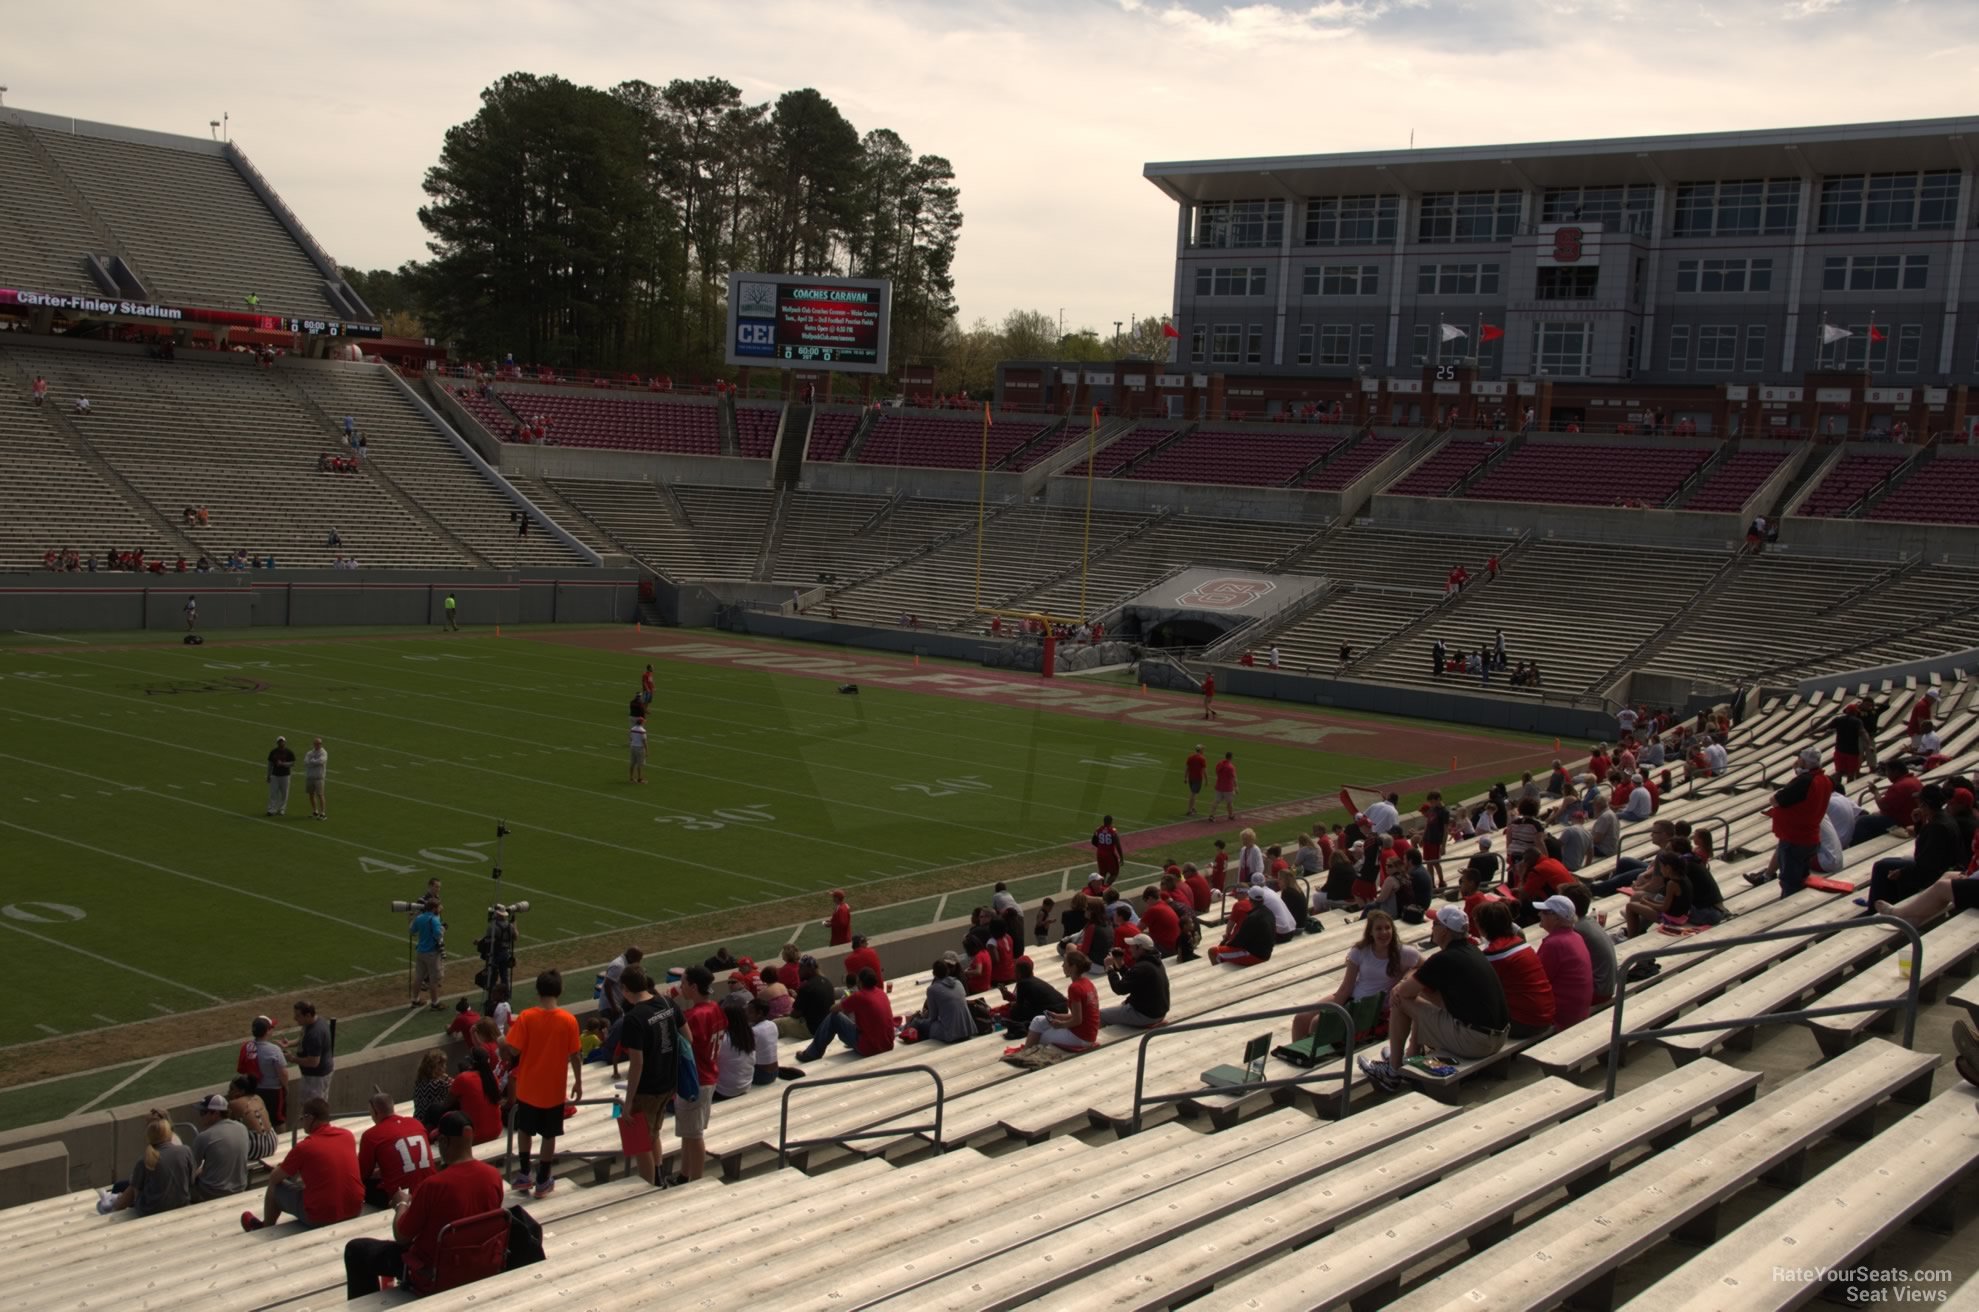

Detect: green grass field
[0,623,1549,1127]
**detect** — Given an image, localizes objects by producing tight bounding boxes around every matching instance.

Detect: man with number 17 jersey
[357,1093,435,1208]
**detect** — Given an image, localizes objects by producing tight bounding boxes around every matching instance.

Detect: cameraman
[410,899,445,1011]
[479,906,516,1010]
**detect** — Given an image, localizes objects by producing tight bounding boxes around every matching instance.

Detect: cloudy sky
[9,0,1975,336]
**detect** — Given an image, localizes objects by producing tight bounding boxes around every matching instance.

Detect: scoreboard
[724,273,891,375]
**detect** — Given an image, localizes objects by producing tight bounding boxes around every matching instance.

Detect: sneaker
[510,1172,533,1191]
[1852,897,1870,908]
[1743,871,1771,888]
[1357,1056,1401,1092]
[1956,1054,1979,1091]
[240,1211,264,1232]
[95,1189,115,1215]
[1953,1020,1979,1070]
[533,1178,556,1199]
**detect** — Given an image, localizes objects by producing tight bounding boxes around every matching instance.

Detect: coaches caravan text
[14,291,184,320]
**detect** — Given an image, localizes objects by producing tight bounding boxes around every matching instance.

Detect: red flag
[1161,320,1180,339]
[1868,325,1887,343]
[1480,324,1505,343]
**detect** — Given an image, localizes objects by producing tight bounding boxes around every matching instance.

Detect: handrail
[501,1093,625,1171]
[1602,914,1923,1100]
[777,1063,945,1168]
[1129,1000,1357,1133]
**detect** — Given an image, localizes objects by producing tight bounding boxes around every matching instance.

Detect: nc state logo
[1176,577,1276,610]
[1552,226,1584,263]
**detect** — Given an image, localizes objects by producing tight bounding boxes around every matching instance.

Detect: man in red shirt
[1184,745,1208,815]
[241,1097,362,1231]
[674,966,724,1182]
[1091,814,1124,883]
[797,968,895,1061]
[1855,760,1923,844]
[1769,747,1834,896]
[357,1091,436,1209]
[842,934,884,984]
[1138,886,1181,956]
[341,1110,506,1299]
[825,890,853,946]
[1201,671,1217,720]
[1511,848,1579,924]
[1211,752,1238,820]
[1238,651,1255,667]
[1181,862,1213,914]
[640,663,655,706]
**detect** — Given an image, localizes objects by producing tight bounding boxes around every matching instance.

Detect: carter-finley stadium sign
[0,285,381,338]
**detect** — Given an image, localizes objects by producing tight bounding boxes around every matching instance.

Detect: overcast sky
[10,0,1976,336]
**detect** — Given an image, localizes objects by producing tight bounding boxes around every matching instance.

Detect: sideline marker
[1450,755,1457,770]
[1554,737,1561,751]
[495,623,501,638]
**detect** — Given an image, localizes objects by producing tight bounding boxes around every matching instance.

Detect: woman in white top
[712,997,756,1101]
[747,998,782,1087]
[1237,828,1265,885]
[1290,909,1422,1044]
[303,738,329,819]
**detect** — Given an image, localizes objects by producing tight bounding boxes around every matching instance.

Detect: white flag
[1821,324,1853,344]
[1440,323,1469,342]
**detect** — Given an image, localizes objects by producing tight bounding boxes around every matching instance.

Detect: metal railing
[501,1093,627,1175]
[1128,1000,1357,1133]
[777,1064,945,1168]
[1603,914,1923,1099]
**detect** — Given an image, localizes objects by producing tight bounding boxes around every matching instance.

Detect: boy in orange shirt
[501,969,582,1198]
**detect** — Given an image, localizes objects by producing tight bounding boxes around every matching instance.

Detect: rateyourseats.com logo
[1772,1267,1953,1302]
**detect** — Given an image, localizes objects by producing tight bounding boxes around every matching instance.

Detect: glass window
[1668,325,1690,371]
[1357,324,1376,368]
[1535,267,1599,300]
[1245,325,1265,365]
[1864,173,1915,232]
[1917,171,1959,229]
[1624,323,1639,380]
[1903,255,1929,290]
[1896,324,1921,374]
[1822,256,1847,292]
[1302,194,1398,246]
[1696,325,1739,372]
[1673,178,1800,236]
[1819,171,1959,233]
[1296,325,1315,366]
[1820,325,1889,372]
[1678,257,1773,294]
[1210,323,1241,364]
[1416,190,1518,243]
[1676,260,1699,294]
[1410,324,1430,367]
[1317,325,1353,367]
[1743,324,1768,373]
[1190,324,1206,363]
[1305,264,1380,296]
[1533,322,1590,376]
[1194,200,1284,248]
[1416,262,1501,294]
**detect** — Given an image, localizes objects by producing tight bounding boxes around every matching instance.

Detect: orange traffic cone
[1450,755,1457,770]
[1140,682,1148,696]
[495,623,501,638]
[636,620,642,634]
[914,653,921,667]
[1554,737,1561,752]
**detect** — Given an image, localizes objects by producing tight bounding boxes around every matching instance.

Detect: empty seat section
[493,389,720,455]
[1100,425,1179,475]
[1868,456,1979,525]
[0,366,162,568]
[1465,441,1713,506]
[1798,451,1906,517]
[856,412,1049,469]
[0,126,107,297]
[1684,448,1785,512]
[735,405,781,458]
[805,410,861,462]
[1304,434,1402,488]
[30,128,342,320]
[446,385,520,440]
[1386,435,1496,496]
[1126,428,1338,487]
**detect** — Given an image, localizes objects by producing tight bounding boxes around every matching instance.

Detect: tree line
[345,71,962,380]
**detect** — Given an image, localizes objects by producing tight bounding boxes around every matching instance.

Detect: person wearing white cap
[265,735,296,816]
[1618,774,1655,822]
[192,1092,252,1201]
[1768,746,1834,898]
[1101,936,1169,1027]
[1359,904,1508,1091]
[1534,896,1594,1029]
[1207,886,1275,966]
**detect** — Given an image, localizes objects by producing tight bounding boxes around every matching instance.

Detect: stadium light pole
[209,120,221,140]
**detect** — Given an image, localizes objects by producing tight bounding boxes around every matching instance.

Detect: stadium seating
[1682,447,1786,512]
[3,344,469,568]
[25,125,349,322]
[1010,418,1102,470]
[735,404,781,459]
[0,125,111,299]
[1384,434,1498,497]
[1098,424,1180,476]
[0,368,165,569]
[1123,427,1341,487]
[490,389,721,455]
[547,480,773,581]
[447,385,521,441]
[855,412,1051,470]
[1008,512,1319,620]
[777,492,980,592]
[1798,450,1907,517]
[1302,432,1403,488]
[804,409,863,462]
[1465,440,1715,507]
[1868,454,1979,525]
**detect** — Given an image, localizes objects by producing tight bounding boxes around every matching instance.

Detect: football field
[0,623,1553,1124]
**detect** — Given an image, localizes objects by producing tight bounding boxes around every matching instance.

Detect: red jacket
[1770,770,1834,847]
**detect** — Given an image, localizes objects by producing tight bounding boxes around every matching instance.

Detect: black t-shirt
[298,1018,334,1075]
[1106,959,1169,1018]
[1231,905,1276,960]
[619,998,679,1098]
[1833,716,1864,754]
[1415,940,1508,1032]
[268,747,295,777]
[1008,975,1067,1029]
[1425,805,1450,845]
[1688,859,1725,911]
[793,976,835,1034]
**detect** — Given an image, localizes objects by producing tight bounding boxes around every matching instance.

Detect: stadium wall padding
[0,570,642,631]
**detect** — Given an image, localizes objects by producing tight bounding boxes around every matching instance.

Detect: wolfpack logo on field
[1175,577,1276,610]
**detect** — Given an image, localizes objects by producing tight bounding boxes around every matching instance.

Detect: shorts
[512,1100,566,1139]
[630,1091,671,1122]
[305,775,325,795]
[1834,751,1860,774]
[1215,789,1234,804]
[630,748,647,766]
[673,1086,712,1142]
[1409,1005,1506,1062]
[415,952,443,993]
[1188,778,1203,795]
[1421,842,1444,861]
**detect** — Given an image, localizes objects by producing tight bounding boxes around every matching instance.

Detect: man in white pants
[266,737,296,817]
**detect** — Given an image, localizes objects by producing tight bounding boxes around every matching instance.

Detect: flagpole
[1079,407,1098,622]
[974,401,989,613]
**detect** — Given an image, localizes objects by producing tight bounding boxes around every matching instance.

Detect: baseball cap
[251,1015,273,1037]
[940,950,961,967]
[1015,955,1033,969]
[1798,747,1822,769]
[1434,905,1470,934]
[1478,836,1494,850]
[736,957,755,970]
[200,1093,229,1113]
[1956,788,1975,807]
[1127,934,1155,951]
[436,1110,474,1140]
[830,889,845,900]
[798,955,817,968]
[1538,895,1578,922]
